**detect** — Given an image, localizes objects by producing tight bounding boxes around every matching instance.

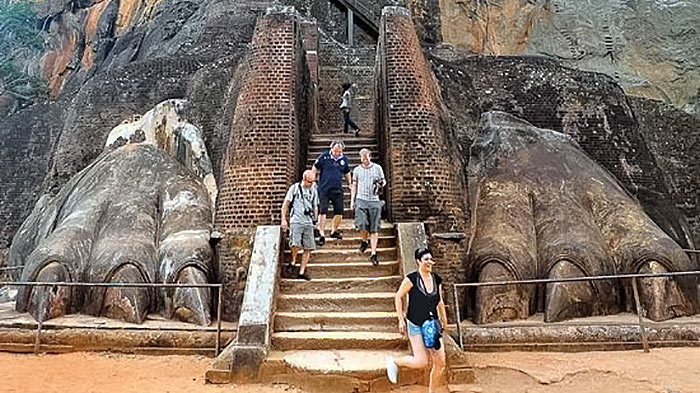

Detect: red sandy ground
[1,348,699,393]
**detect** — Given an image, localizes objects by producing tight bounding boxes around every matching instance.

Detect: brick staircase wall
[376,7,470,311]
[215,8,313,319]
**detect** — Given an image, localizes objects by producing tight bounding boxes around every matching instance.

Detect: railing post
[216,285,223,356]
[347,9,354,46]
[453,284,463,350]
[631,277,650,353]
[33,318,43,354]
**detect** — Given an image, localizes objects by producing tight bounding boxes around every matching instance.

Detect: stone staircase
[260,221,423,391]
[306,134,379,219]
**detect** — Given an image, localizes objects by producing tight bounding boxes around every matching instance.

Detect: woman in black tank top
[385,247,448,392]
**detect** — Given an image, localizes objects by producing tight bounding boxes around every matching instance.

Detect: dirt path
[1,349,699,393]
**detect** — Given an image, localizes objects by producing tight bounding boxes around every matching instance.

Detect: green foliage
[0,0,47,106]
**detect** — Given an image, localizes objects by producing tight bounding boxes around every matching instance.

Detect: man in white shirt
[340,83,360,136]
[281,170,319,280]
[350,148,386,265]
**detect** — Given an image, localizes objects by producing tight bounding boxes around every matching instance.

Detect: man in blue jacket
[312,140,351,245]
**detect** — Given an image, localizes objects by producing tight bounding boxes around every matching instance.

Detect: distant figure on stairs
[350,148,386,265]
[340,82,361,136]
[387,247,449,392]
[313,140,351,246]
[281,170,319,281]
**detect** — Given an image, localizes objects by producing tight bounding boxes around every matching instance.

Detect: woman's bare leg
[394,333,428,369]
[428,340,447,393]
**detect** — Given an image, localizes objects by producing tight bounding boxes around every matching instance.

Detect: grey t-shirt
[285,182,319,225]
[352,163,386,202]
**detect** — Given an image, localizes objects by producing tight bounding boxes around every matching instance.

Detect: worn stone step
[258,350,431,392]
[284,247,397,263]
[307,146,378,153]
[279,276,402,294]
[274,311,398,332]
[306,154,378,163]
[305,152,376,160]
[308,136,377,146]
[261,349,409,379]
[302,261,399,279]
[285,235,395,250]
[336,224,394,237]
[259,350,473,390]
[276,292,395,313]
[306,156,378,163]
[271,331,406,351]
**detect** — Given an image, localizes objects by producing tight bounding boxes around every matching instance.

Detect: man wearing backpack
[281,170,319,281]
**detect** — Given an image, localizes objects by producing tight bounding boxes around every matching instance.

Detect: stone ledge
[456,312,700,352]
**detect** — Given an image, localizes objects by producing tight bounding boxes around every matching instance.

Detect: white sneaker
[386,355,398,384]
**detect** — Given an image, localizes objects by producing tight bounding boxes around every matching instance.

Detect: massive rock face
[427,0,700,113]
[468,111,698,323]
[0,0,269,276]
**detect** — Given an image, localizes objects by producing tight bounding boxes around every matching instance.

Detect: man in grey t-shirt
[350,149,386,265]
[281,170,319,280]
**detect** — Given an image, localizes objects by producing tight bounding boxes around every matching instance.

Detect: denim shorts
[406,319,422,337]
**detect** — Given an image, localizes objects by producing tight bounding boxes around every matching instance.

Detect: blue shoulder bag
[421,312,442,350]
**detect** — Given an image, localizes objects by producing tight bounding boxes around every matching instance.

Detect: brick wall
[318,33,376,135]
[630,97,700,247]
[0,102,64,269]
[378,7,468,231]
[377,7,470,311]
[214,8,309,319]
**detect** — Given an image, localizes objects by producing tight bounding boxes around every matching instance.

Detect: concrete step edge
[279,276,401,284]
[279,292,395,300]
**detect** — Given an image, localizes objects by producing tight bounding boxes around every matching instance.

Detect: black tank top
[406,271,442,326]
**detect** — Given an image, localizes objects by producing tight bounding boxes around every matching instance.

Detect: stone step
[271,331,406,351]
[305,158,375,167]
[307,144,377,150]
[258,350,474,390]
[276,292,395,313]
[333,223,394,236]
[284,247,397,263]
[260,349,413,381]
[306,152,378,161]
[258,350,431,392]
[285,235,395,250]
[302,261,399,279]
[308,136,377,146]
[274,311,398,332]
[279,276,402,294]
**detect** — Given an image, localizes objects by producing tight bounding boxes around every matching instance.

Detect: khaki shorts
[354,199,382,233]
[289,223,316,250]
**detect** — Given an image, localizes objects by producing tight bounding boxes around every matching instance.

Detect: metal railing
[336,0,380,31]
[0,280,224,355]
[452,269,700,353]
